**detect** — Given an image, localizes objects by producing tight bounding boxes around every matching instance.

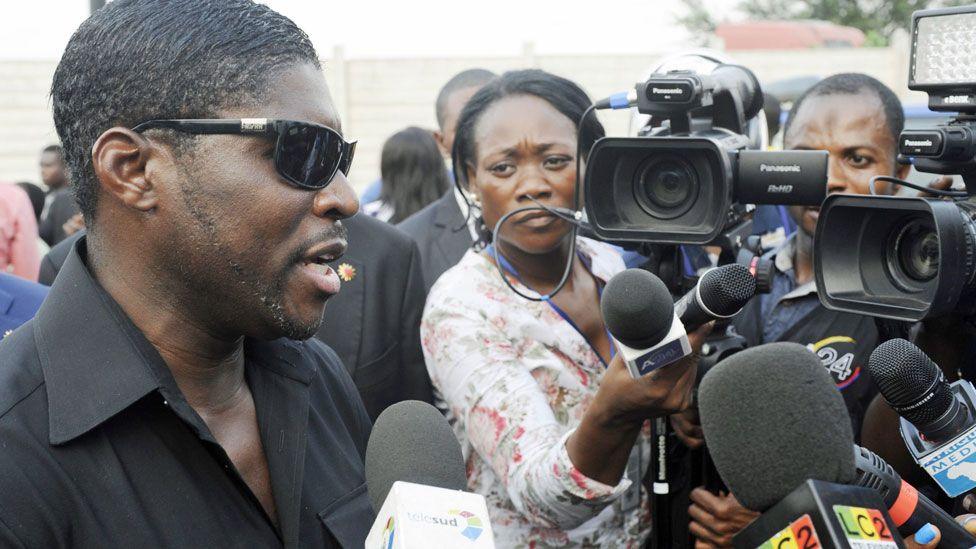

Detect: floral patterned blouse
[421,238,651,548]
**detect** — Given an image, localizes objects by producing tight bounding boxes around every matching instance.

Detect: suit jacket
[397,189,473,291]
[39,188,81,247]
[0,273,48,339]
[315,214,432,420]
[39,223,433,422]
[38,232,81,286]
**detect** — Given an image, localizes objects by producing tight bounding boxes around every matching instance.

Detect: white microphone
[364,401,496,548]
[600,269,691,377]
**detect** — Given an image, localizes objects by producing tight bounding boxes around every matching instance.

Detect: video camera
[584,63,829,245]
[816,5,976,322]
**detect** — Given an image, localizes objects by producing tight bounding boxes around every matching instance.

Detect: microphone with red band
[698,342,976,547]
[853,445,974,545]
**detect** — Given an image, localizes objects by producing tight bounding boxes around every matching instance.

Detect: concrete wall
[0,43,918,193]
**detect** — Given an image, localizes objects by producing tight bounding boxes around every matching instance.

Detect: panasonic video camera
[583,63,829,245]
[815,5,976,322]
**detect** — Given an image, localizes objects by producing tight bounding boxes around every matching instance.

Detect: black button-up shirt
[0,238,375,547]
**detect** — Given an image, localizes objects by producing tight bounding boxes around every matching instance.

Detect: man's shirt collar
[770,233,818,301]
[34,237,314,445]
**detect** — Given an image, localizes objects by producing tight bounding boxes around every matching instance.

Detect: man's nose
[312,172,359,220]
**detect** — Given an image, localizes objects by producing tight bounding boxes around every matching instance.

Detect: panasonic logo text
[652,88,685,95]
[904,139,934,147]
[759,164,801,173]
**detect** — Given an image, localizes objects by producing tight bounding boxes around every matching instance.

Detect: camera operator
[686,73,911,547]
[420,69,710,547]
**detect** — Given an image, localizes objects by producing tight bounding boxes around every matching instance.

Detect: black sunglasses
[131,118,356,190]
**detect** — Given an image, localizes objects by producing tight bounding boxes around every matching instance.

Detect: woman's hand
[566,323,712,486]
[589,322,713,429]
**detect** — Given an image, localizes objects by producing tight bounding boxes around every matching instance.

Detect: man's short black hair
[435,69,497,129]
[42,144,63,157]
[784,73,904,145]
[51,0,320,224]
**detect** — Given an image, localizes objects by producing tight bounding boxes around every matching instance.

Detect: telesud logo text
[405,509,485,541]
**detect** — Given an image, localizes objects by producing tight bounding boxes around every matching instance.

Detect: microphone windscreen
[868,338,953,426]
[601,268,675,349]
[698,342,856,511]
[699,264,756,316]
[365,400,467,512]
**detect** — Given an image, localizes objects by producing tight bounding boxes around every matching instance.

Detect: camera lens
[634,155,699,220]
[887,217,939,289]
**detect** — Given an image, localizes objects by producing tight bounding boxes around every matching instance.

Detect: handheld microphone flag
[364,401,495,548]
[601,268,691,377]
[868,338,976,498]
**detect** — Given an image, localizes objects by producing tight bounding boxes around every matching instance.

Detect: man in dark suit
[398,69,495,290]
[39,214,432,421]
[314,213,432,420]
[0,273,47,340]
[37,145,83,247]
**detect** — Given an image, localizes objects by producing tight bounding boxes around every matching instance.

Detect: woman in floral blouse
[421,69,708,548]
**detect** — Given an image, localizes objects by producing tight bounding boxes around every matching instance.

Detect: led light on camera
[913,12,976,86]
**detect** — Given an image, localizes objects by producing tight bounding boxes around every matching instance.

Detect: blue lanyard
[777,205,795,234]
[485,245,616,367]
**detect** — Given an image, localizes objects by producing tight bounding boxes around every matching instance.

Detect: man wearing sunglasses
[0,0,374,547]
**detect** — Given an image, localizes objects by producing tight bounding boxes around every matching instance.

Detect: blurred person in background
[16,182,45,223]
[398,68,496,290]
[421,69,709,547]
[0,271,48,340]
[16,181,51,259]
[37,145,83,246]
[0,182,41,281]
[362,126,451,223]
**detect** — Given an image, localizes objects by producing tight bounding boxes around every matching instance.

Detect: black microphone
[365,400,468,511]
[601,268,692,377]
[868,338,971,443]
[699,342,975,547]
[868,339,976,499]
[364,401,496,547]
[673,264,757,331]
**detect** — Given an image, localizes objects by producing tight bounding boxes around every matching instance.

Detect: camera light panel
[913,12,976,86]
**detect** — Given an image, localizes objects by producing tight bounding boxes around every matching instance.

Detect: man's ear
[433,130,449,156]
[91,127,159,213]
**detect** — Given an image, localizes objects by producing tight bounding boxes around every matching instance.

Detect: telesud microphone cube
[734,480,904,549]
[365,481,495,549]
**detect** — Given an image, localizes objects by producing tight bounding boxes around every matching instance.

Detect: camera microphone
[674,263,756,331]
[365,401,496,547]
[868,338,976,498]
[601,268,692,377]
[699,342,976,547]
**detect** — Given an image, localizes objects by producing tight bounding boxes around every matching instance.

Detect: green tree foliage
[678,0,968,46]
